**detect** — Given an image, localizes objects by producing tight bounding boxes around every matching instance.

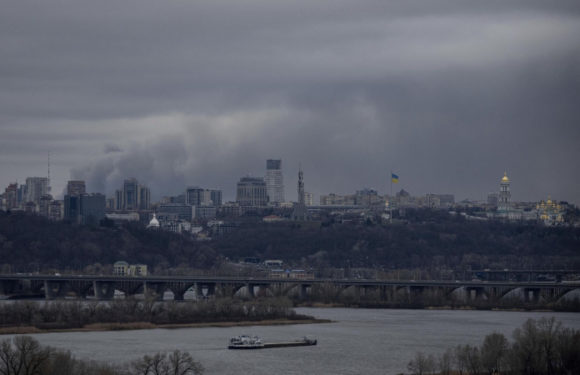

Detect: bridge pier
[44,280,69,299]
[144,281,168,300]
[298,284,309,300]
[524,288,540,303]
[0,280,9,296]
[93,281,115,300]
[193,282,216,299]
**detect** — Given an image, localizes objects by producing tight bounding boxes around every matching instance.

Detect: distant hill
[1,210,579,274]
[214,211,580,272]
[0,212,218,273]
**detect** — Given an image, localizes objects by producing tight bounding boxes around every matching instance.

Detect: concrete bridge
[0,274,579,304]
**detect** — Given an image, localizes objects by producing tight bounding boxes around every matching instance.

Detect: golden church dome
[501,172,509,183]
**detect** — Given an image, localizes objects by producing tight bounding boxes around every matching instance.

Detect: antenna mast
[47,151,51,193]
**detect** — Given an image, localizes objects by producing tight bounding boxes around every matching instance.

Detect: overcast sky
[1,1,579,204]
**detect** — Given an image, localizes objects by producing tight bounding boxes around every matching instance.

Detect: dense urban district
[1,160,580,308]
[2,160,579,271]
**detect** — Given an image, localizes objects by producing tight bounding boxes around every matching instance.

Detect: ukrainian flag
[391,173,399,183]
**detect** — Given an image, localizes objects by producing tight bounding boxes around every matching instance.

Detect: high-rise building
[66,180,86,196]
[114,190,123,210]
[17,185,26,206]
[265,159,285,204]
[123,178,139,210]
[236,177,268,206]
[186,187,222,206]
[113,178,150,211]
[80,193,106,225]
[186,187,205,206]
[48,200,63,221]
[25,177,49,204]
[4,183,19,210]
[38,194,53,217]
[498,172,511,212]
[64,195,80,222]
[209,189,222,206]
[138,185,151,210]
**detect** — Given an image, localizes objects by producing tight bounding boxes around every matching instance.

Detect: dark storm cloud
[104,144,122,154]
[1,1,579,202]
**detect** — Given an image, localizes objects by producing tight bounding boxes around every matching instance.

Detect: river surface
[3,308,580,374]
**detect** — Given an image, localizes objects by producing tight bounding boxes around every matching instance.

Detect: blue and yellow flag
[391,173,399,183]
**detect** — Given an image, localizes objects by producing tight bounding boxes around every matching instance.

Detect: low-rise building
[113,261,148,276]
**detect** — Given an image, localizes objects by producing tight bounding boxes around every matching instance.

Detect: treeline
[0,335,203,375]
[0,212,218,273]
[300,283,580,312]
[1,209,580,273]
[407,317,580,375]
[214,211,580,271]
[0,298,309,331]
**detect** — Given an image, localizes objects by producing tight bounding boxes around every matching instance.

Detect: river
[3,308,580,374]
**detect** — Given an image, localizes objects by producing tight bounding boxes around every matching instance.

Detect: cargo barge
[228,335,317,349]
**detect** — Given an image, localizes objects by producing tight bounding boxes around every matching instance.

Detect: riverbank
[0,317,332,335]
[296,301,580,312]
[0,297,328,335]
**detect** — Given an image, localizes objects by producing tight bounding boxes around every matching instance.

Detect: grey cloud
[1,1,580,203]
[104,144,122,154]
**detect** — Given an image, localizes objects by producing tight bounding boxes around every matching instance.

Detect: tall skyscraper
[25,177,49,204]
[123,178,139,210]
[66,180,86,196]
[138,185,151,210]
[112,178,150,211]
[265,159,285,204]
[236,177,268,206]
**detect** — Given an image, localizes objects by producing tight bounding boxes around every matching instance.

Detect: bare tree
[132,351,203,375]
[407,351,435,375]
[167,350,204,375]
[537,317,561,375]
[0,336,52,375]
[438,348,453,375]
[481,332,508,374]
[454,345,468,375]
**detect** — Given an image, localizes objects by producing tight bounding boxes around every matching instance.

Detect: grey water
[3,308,580,375]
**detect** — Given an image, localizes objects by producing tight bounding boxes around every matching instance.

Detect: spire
[292,163,309,221]
[298,163,304,205]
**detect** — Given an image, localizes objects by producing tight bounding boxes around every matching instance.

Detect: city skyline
[0,167,568,207]
[1,1,579,204]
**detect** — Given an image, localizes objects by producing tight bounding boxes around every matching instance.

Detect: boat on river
[228,335,264,349]
[228,335,317,349]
